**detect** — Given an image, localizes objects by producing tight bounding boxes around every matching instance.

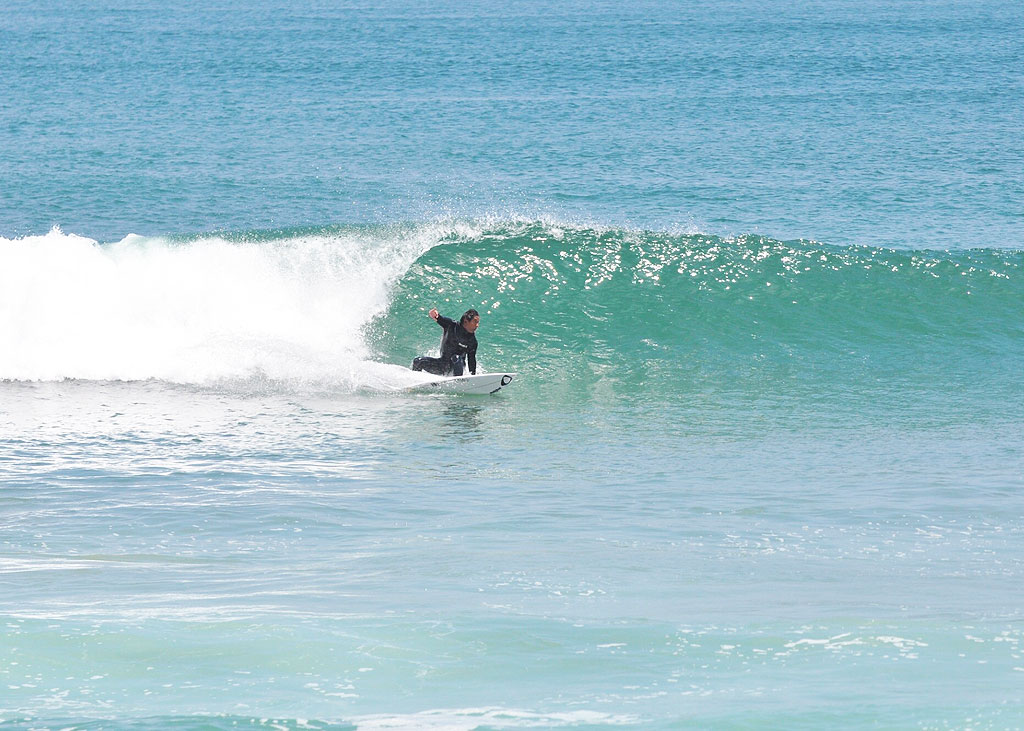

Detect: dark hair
[461,309,480,325]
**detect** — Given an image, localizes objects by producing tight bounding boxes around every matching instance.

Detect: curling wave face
[374,221,1024,407]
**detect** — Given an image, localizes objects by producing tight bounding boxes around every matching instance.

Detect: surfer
[411,308,479,377]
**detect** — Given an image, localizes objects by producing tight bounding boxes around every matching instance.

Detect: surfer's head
[461,309,480,333]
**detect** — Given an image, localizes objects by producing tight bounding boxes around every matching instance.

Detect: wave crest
[5,221,1021,399]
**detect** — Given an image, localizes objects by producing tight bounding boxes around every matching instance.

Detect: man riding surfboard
[411,308,480,377]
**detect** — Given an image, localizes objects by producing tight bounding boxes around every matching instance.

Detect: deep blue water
[3,0,1023,248]
[2,1,1023,729]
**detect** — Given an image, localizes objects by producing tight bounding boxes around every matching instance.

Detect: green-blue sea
[2,1,1023,728]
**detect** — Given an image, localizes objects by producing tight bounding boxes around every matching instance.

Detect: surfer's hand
[429,308,439,320]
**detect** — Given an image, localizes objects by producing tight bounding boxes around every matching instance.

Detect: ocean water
[2,2,1023,730]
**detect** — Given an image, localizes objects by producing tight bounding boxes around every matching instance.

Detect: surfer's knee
[450,354,465,377]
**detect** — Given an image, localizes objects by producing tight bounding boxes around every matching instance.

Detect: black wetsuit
[411,314,477,376]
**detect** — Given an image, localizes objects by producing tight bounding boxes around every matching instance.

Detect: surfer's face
[463,315,480,333]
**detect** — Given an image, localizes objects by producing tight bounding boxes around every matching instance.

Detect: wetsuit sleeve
[468,341,477,375]
[436,314,457,329]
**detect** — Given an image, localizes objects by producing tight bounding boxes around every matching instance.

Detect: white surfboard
[407,372,516,395]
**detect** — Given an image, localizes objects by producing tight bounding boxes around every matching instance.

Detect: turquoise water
[2,2,1024,730]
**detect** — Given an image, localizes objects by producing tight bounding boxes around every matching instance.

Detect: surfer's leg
[412,356,448,376]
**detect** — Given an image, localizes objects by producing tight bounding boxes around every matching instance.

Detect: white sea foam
[0,226,456,389]
[351,707,638,730]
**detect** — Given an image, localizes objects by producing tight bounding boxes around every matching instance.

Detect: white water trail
[0,225,475,390]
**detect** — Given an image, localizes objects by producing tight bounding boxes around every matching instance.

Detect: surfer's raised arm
[428,308,439,321]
